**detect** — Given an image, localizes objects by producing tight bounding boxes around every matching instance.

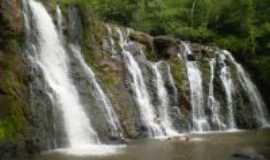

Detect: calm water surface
[33,129,270,160]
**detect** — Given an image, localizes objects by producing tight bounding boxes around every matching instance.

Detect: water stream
[25,0,99,147]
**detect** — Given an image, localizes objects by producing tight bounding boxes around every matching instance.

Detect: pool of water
[33,129,270,160]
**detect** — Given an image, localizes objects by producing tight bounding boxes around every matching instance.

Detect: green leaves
[59,0,270,55]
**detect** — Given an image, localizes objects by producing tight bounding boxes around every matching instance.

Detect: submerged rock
[232,148,266,160]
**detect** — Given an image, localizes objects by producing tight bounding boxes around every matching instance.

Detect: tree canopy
[60,0,268,56]
[60,0,270,108]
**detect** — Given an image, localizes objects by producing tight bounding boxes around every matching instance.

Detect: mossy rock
[153,36,180,59]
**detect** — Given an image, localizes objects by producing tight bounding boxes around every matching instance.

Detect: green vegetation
[0,4,27,142]
[58,0,270,106]
[59,0,269,55]
[0,51,27,142]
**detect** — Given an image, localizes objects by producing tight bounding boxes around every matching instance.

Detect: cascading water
[217,53,237,130]
[69,44,123,138]
[151,62,178,136]
[181,42,210,132]
[207,59,225,130]
[167,64,179,105]
[224,50,270,127]
[117,29,164,137]
[24,0,99,147]
[56,5,64,39]
[22,1,270,153]
[55,4,123,139]
[105,25,117,56]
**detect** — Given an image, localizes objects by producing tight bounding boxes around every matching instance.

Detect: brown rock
[153,36,180,59]
[129,31,154,51]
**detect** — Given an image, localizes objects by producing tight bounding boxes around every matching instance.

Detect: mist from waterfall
[24,0,99,147]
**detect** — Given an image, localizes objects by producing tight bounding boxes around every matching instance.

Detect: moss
[0,64,27,143]
[198,58,211,101]
[57,1,122,91]
[168,57,192,115]
[0,40,27,143]
[144,49,158,61]
[0,118,17,142]
[168,57,186,91]
[74,6,122,90]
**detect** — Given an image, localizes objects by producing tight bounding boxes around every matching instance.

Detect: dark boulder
[129,31,154,51]
[232,148,266,160]
[0,141,30,160]
[153,36,180,59]
[187,54,196,61]
[190,43,217,59]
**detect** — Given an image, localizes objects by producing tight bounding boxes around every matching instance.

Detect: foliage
[59,0,270,56]
[58,0,270,106]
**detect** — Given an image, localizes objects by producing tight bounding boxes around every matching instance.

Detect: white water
[207,59,225,130]
[224,50,270,127]
[51,144,125,156]
[105,25,117,56]
[117,29,163,137]
[218,53,236,130]
[27,0,99,147]
[182,42,210,132]
[167,64,179,105]
[24,0,270,148]
[69,44,123,138]
[152,62,178,136]
[56,5,64,39]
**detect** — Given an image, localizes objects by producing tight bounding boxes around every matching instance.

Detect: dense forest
[60,0,270,105]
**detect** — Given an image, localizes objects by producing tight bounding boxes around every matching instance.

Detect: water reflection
[34,129,270,160]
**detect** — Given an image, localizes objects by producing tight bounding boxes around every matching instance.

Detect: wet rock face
[0,0,22,35]
[129,31,154,51]
[26,62,57,149]
[65,8,141,139]
[0,142,30,160]
[67,6,82,45]
[0,0,42,158]
[190,43,216,58]
[153,36,180,59]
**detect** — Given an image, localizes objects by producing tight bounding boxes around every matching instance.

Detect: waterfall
[224,50,270,127]
[22,0,270,148]
[181,42,210,132]
[117,29,164,137]
[207,59,225,130]
[167,64,179,105]
[122,49,163,136]
[69,44,123,138]
[24,0,99,147]
[217,53,237,130]
[151,62,178,136]
[55,4,123,139]
[56,5,64,39]
[105,25,117,56]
